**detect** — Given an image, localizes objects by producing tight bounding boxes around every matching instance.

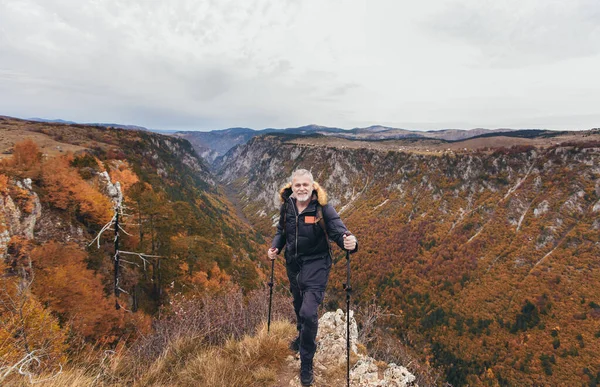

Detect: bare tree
[90,180,162,311]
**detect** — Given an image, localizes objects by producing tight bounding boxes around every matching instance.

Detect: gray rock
[0,229,10,259]
[314,309,417,386]
[0,180,42,241]
[98,171,123,207]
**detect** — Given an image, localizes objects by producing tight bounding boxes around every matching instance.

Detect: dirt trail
[272,349,347,386]
[273,357,342,387]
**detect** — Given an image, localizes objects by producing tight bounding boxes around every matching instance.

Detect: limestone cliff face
[0,178,42,257]
[217,134,600,386]
[140,132,216,188]
[218,136,600,235]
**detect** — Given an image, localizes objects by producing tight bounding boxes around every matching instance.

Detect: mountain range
[173,124,531,162]
[27,117,151,132]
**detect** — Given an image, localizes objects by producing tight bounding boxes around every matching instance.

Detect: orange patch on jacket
[304,216,316,224]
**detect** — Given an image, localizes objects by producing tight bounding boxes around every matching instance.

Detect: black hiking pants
[286,254,332,365]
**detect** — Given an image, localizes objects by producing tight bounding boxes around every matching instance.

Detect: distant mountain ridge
[174,125,525,162]
[28,117,150,131]
[15,115,570,163]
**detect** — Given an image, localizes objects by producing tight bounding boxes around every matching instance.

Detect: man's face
[292,175,313,203]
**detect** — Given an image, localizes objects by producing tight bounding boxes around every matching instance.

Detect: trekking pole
[343,248,352,387]
[267,258,275,333]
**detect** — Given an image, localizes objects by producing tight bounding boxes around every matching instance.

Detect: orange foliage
[41,155,112,224]
[182,262,233,293]
[5,236,34,274]
[0,260,68,368]
[30,242,150,342]
[110,163,139,194]
[11,138,41,170]
[0,174,8,194]
[0,139,42,178]
[7,184,36,214]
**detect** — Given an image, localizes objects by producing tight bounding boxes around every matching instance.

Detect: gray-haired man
[268,169,357,386]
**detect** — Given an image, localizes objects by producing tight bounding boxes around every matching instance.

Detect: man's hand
[268,247,279,260]
[343,234,357,251]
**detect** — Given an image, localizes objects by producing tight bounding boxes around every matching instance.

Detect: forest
[0,120,274,385]
[218,134,600,386]
[2,117,600,386]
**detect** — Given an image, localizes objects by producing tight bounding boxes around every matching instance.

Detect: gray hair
[290,169,314,183]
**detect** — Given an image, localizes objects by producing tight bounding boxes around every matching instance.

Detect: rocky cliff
[216,132,600,386]
[0,178,41,258]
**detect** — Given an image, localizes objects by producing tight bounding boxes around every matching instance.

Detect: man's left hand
[343,234,357,251]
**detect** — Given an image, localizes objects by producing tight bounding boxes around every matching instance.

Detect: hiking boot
[289,334,300,352]
[300,361,314,386]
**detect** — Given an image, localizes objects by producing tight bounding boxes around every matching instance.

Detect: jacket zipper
[290,197,299,259]
[290,198,302,291]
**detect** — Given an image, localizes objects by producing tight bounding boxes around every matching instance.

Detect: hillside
[217,131,600,386]
[0,117,270,379]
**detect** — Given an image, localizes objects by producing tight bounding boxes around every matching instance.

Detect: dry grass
[1,349,118,387]
[0,121,87,160]
[1,288,297,387]
[3,370,97,387]
[168,321,295,387]
[128,288,294,365]
[2,321,296,387]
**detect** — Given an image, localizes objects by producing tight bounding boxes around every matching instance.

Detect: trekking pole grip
[268,258,274,288]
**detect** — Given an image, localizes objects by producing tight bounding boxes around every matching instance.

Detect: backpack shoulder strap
[316,204,335,262]
[315,204,327,236]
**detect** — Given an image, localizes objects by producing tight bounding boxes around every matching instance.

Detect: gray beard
[295,193,310,202]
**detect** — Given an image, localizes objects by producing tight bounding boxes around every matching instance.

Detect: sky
[1,0,599,131]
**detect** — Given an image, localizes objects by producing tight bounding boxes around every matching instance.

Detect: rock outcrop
[98,171,123,207]
[0,178,42,258]
[286,309,417,386]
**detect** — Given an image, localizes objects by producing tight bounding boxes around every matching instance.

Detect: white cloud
[0,0,599,130]
[426,0,600,67]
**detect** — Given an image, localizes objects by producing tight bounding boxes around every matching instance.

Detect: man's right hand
[268,247,279,260]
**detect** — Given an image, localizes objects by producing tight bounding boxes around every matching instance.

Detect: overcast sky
[1,0,599,131]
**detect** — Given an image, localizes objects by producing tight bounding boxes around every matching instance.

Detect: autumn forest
[1,116,600,386]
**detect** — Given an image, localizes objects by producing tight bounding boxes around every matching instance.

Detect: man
[268,169,358,386]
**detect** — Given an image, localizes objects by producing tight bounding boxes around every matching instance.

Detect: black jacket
[271,184,357,262]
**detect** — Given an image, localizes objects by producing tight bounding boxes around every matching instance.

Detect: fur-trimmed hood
[279,181,328,206]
